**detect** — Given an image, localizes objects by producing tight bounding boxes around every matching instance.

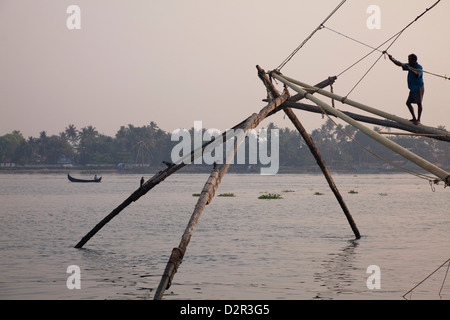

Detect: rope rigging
[275,0,446,98]
[314,99,440,184]
[337,0,444,98]
[324,25,449,81]
[272,1,448,185]
[275,0,347,72]
[403,257,450,300]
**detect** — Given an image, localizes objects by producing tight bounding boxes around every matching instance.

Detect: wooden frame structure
[74,66,449,300]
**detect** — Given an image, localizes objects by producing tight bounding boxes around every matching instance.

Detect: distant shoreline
[0,164,417,175]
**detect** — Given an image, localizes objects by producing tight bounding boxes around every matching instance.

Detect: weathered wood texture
[282,101,450,142]
[257,65,360,239]
[153,90,289,300]
[272,72,450,186]
[74,117,248,249]
[279,74,450,143]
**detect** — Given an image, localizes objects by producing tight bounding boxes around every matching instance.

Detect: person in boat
[140,176,144,187]
[387,53,424,125]
[94,174,98,181]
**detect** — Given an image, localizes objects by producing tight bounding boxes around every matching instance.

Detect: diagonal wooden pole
[282,101,450,142]
[153,91,289,300]
[272,72,450,186]
[277,74,450,142]
[74,118,250,249]
[257,65,360,239]
[153,163,229,300]
[282,108,361,239]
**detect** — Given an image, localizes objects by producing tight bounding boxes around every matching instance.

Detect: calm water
[0,172,448,300]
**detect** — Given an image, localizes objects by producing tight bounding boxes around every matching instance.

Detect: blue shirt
[402,63,424,92]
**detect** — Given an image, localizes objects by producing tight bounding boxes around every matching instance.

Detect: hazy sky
[1,0,449,138]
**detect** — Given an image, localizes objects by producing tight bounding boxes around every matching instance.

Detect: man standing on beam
[387,53,425,125]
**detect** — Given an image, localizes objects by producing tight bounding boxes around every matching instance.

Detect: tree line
[0,120,448,171]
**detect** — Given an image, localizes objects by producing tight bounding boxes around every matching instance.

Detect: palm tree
[38,131,48,162]
[78,126,98,164]
[64,124,79,146]
[78,126,98,143]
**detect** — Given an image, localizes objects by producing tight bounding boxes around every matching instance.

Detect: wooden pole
[266,77,337,118]
[153,164,228,300]
[153,92,289,300]
[74,163,185,249]
[75,86,287,250]
[276,74,450,142]
[283,108,361,239]
[272,72,450,186]
[282,101,450,142]
[257,66,360,239]
[376,132,448,138]
[74,117,248,249]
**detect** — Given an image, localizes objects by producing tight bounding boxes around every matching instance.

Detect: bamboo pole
[266,78,337,118]
[283,101,450,142]
[276,74,450,142]
[73,75,335,249]
[283,107,360,239]
[257,66,360,239]
[377,132,448,138]
[74,117,248,249]
[74,163,185,249]
[153,92,289,300]
[153,164,228,300]
[272,72,450,186]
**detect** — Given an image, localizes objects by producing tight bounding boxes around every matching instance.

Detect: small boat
[68,174,102,183]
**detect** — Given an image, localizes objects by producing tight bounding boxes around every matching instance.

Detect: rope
[336,31,401,77]
[403,258,450,300]
[393,0,441,45]
[336,0,443,97]
[376,0,441,56]
[276,0,347,71]
[439,260,450,298]
[329,76,336,108]
[326,25,449,80]
[314,102,439,183]
[276,0,445,85]
[324,26,380,52]
[406,66,449,81]
[344,49,387,98]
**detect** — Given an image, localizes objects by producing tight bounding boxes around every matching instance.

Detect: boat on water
[68,174,102,183]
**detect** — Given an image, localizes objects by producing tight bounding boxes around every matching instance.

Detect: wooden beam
[153,91,289,300]
[277,74,450,142]
[377,132,448,138]
[266,77,337,118]
[283,106,361,239]
[283,101,450,142]
[74,117,250,249]
[153,164,228,300]
[257,65,361,239]
[272,72,450,186]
